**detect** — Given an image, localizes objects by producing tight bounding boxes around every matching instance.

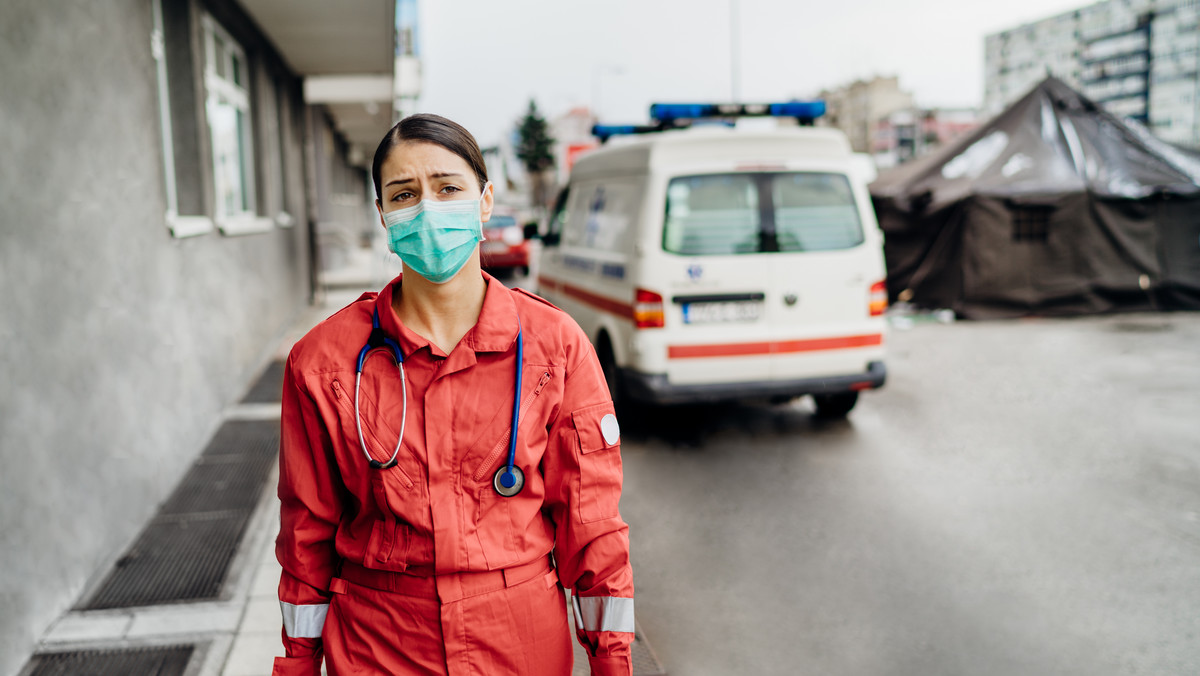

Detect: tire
[595,335,623,408]
[812,392,859,418]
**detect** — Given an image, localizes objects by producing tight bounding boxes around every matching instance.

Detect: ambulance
[535,103,887,416]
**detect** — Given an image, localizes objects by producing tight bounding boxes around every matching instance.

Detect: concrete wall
[0,1,362,673]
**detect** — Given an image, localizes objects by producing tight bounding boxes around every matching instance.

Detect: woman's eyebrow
[385,171,467,188]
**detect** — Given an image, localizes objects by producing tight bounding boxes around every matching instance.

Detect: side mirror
[523,222,539,240]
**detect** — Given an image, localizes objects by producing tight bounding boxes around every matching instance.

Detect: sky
[415,0,1092,147]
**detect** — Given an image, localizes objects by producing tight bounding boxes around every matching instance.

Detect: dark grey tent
[871,77,1200,319]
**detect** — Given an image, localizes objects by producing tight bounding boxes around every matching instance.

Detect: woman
[273,114,634,676]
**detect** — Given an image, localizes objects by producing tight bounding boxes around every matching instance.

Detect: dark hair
[371,113,489,200]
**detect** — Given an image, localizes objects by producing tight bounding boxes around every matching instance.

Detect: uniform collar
[374,271,520,362]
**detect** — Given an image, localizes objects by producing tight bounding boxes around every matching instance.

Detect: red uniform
[273,274,634,676]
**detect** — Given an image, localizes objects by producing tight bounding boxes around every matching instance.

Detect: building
[985,0,1200,148]
[1149,0,1200,146]
[872,108,982,168]
[551,106,600,185]
[0,2,396,674]
[394,0,422,120]
[818,76,915,153]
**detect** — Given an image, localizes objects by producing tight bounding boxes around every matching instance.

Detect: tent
[870,77,1200,319]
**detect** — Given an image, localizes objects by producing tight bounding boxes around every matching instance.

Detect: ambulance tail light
[869,280,888,316]
[634,288,665,329]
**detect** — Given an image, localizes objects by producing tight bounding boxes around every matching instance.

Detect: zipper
[472,370,552,481]
[331,378,414,488]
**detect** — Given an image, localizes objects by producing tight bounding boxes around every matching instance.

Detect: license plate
[682,301,762,324]
[481,241,508,254]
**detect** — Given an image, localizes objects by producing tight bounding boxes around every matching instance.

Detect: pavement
[27,240,610,676]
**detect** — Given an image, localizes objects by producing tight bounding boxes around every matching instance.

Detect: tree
[515,99,555,214]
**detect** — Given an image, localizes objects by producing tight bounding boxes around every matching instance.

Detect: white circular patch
[600,414,620,446]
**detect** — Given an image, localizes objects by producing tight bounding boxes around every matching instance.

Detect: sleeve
[273,353,344,676]
[543,332,635,676]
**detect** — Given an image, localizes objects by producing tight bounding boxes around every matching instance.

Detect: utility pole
[730,0,741,102]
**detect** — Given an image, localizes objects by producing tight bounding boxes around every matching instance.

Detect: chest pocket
[329,377,415,489]
[329,376,416,571]
[572,402,622,524]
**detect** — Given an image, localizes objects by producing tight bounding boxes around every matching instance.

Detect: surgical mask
[383,183,489,284]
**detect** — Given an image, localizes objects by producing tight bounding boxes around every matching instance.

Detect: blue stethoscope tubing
[355,308,524,497]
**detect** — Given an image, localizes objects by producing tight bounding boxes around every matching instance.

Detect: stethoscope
[355,308,525,497]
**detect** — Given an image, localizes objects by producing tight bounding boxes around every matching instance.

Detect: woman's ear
[376,199,386,229]
[480,182,494,223]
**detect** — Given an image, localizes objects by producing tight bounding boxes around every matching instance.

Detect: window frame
[202,14,271,236]
[152,0,213,238]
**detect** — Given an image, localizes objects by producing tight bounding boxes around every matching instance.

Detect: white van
[536,113,887,416]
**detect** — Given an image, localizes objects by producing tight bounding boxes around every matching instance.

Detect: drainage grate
[631,627,668,675]
[160,420,279,515]
[241,359,285,403]
[81,420,279,609]
[23,645,194,676]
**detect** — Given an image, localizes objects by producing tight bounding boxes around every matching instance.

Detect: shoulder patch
[514,287,563,312]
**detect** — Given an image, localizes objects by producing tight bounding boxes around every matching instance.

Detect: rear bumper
[621,360,886,405]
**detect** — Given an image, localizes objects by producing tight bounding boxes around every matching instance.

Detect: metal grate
[23,645,194,676]
[81,420,279,609]
[241,359,285,403]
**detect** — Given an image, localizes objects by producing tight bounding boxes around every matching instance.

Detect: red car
[480,214,531,277]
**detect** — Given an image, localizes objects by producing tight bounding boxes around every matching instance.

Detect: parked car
[480,213,532,277]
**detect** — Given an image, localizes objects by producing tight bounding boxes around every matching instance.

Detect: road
[615,312,1200,676]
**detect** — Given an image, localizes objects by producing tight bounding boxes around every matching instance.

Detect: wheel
[595,334,623,407]
[812,392,859,418]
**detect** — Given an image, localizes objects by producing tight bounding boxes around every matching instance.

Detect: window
[662,172,864,255]
[1012,205,1053,242]
[203,16,266,234]
[152,0,213,238]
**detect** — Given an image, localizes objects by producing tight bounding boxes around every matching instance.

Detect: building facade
[818,76,915,153]
[985,0,1200,148]
[872,108,982,168]
[0,2,394,674]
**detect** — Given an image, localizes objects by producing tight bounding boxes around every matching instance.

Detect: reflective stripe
[572,595,635,633]
[280,602,329,638]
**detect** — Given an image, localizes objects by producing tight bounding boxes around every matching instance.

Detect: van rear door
[763,172,882,379]
[659,171,879,387]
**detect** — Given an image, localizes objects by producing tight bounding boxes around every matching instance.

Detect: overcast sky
[415,0,1089,147]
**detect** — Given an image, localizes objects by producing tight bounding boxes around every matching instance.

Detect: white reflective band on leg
[572,595,635,633]
[280,601,329,638]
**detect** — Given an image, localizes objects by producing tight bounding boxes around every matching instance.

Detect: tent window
[1012,205,1052,242]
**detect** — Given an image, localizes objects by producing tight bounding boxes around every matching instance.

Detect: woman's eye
[440,185,461,194]
[392,191,415,202]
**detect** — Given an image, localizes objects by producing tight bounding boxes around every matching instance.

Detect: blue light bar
[649,103,715,122]
[649,101,825,123]
[592,124,660,142]
[769,101,826,119]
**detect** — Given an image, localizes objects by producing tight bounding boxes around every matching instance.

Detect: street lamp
[730,0,740,102]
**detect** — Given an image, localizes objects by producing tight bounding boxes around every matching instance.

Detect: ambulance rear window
[663,172,864,255]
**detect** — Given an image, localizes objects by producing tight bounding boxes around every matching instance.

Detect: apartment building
[984,0,1200,147]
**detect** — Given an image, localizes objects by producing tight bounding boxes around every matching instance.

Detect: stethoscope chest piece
[493,465,525,498]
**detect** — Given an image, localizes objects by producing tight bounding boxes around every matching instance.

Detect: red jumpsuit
[273,274,634,676]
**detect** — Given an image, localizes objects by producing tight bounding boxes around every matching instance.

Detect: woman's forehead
[380,140,471,178]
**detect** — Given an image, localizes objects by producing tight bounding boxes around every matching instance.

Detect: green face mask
[383,184,489,284]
